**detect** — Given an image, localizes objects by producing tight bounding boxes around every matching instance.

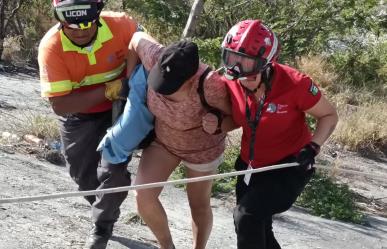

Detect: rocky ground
[0,64,386,249]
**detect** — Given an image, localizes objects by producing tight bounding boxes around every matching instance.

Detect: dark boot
[84,195,96,205]
[84,224,113,249]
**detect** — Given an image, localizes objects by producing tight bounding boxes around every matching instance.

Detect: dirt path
[0,151,386,249]
[0,69,386,249]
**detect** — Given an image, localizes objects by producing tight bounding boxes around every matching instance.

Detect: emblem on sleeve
[136,23,146,32]
[309,81,319,96]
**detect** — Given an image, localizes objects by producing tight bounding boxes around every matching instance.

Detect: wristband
[309,141,321,155]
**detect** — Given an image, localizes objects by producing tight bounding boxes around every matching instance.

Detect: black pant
[58,111,132,229]
[233,156,314,249]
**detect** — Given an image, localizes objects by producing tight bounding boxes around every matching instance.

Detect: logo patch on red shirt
[309,81,319,96]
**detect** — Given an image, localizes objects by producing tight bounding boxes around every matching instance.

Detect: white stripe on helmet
[266,32,278,63]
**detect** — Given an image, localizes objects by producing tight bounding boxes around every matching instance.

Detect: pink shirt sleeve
[204,70,230,112]
[136,39,164,72]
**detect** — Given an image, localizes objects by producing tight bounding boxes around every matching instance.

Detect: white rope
[0,162,384,204]
[0,162,297,204]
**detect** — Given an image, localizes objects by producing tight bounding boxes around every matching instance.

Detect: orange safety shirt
[38,11,137,113]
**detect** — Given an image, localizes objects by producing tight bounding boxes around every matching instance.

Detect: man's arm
[49,87,106,116]
[39,47,108,115]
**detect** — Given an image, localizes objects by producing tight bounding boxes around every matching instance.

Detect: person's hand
[202,112,218,134]
[105,78,129,101]
[202,112,221,134]
[296,142,320,172]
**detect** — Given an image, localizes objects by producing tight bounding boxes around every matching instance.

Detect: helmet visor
[222,48,266,79]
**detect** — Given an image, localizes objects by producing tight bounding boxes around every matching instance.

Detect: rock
[1,131,20,142]
[23,134,44,146]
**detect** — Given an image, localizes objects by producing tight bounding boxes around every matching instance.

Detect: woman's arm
[126,47,140,78]
[305,94,338,146]
[202,72,239,134]
[202,112,239,134]
[128,32,164,72]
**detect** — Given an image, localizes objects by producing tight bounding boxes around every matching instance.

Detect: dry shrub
[22,113,59,141]
[2,36,23,63]
[104,0,123,10]
[297,55,338,89]
[330,85,379,106]
[332,101,387,155]
[4,110,59,141]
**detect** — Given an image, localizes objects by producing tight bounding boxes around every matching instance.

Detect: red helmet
[53,0,104,29]
[221,19,280,79]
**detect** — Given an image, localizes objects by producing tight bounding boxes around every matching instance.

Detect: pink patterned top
[137,39,229,164]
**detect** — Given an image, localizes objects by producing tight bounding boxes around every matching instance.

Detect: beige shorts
[182,153,224,173]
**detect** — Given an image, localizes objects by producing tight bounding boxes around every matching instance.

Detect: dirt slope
[1,151,386,249]
[0,66,386,249]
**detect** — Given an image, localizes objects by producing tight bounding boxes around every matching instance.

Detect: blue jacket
[97,64,154,163]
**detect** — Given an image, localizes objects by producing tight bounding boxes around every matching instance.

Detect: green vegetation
[194,37,223,69]
[297,173,364,224]
[171,145,239,194]
[329,40,387,94]
[211,145,239,195]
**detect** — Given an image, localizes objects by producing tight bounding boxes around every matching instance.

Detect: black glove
[296,141,320,172]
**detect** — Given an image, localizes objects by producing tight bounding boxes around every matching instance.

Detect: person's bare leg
[186,168,215,249]
[134,143,180,249]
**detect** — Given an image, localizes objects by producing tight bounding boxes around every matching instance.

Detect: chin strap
[261,64,273,91]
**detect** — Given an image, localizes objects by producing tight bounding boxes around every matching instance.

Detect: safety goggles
[221,48,266,80]
[62,19,96,30]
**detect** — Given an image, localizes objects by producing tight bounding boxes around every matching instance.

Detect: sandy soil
[0,66,386,249]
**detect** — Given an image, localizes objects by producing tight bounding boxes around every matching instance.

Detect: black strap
[197,67,223,134]
[198,67,213,110]
[245,92,266,162]
[243,65,274,164]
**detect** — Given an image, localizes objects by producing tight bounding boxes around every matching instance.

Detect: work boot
[84,225,112,249]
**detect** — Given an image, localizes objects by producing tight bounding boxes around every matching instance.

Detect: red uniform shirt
[226,63,322,168]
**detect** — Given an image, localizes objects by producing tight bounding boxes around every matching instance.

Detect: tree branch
[4,0,25,32]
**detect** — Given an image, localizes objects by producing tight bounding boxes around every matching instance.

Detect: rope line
[0,163,385,204]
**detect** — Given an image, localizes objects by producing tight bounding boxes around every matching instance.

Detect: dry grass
[297,55,386,155]
[1,36,23,63]
[3,110,59,141]
[22,114,59,140]
[297,55,337,89]
[333,101,387,154]
[104,0,123,11]
[329,85,380,106]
